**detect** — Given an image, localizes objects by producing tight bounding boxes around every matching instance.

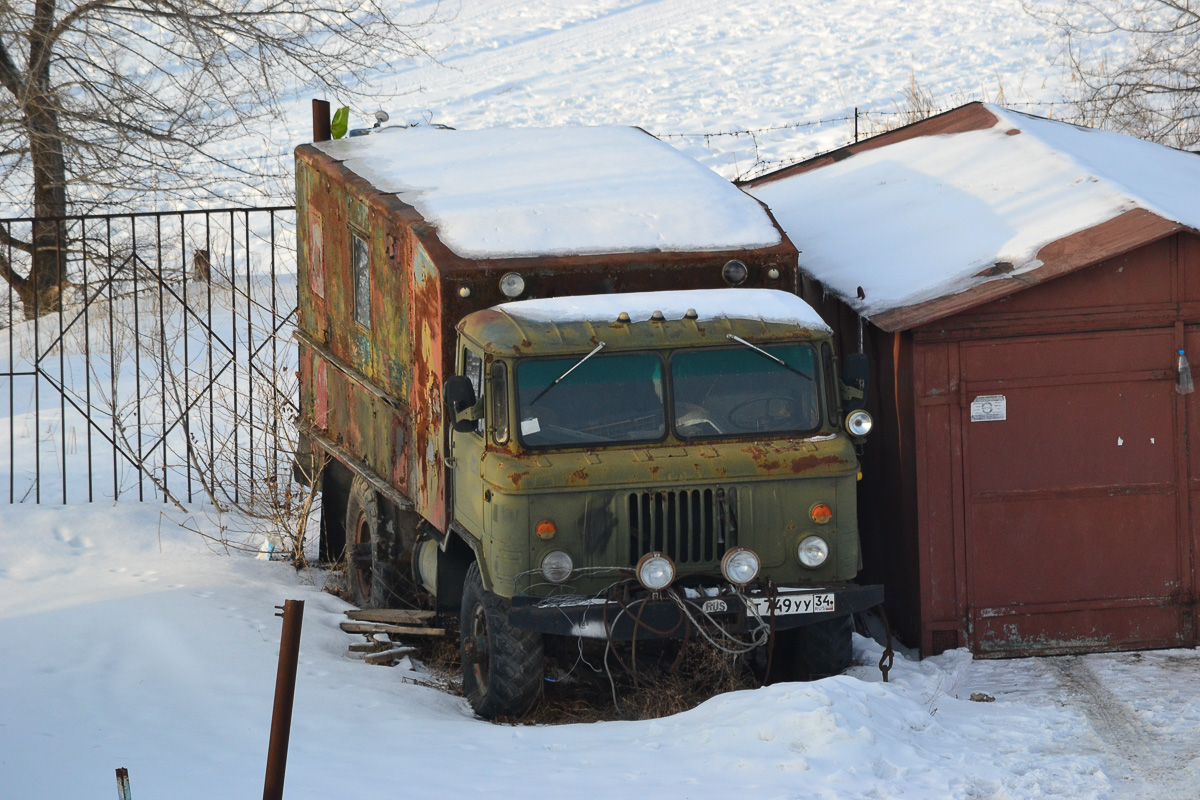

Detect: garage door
[960,328,1194,656]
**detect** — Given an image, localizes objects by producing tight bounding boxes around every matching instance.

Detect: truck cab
[432,288,881,716]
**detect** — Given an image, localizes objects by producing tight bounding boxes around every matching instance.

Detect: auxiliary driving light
[797,536,829,568]
[540,550,573,583]
[845,409,873,437]
[499,272,526,298]
[636,552,675,591]
[721,547,760,586]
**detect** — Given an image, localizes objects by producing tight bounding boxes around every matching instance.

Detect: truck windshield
[671,344,821,438]
[516,353,666,447]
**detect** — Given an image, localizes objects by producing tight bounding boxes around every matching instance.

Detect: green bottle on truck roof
[292,114,882,718]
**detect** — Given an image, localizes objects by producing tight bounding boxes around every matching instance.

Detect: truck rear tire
[460,562,544,719]
[780,614,854,680]
[345,476,387,609]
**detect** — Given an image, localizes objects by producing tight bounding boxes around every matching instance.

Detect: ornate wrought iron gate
[0,208,298,506]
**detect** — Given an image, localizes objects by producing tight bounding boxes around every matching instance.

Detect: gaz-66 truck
[293,120,882,718]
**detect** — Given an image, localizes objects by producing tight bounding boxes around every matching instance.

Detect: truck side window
[490,361,509,444]
[464,348,484,435]
[351,231,370,328]
[822,342,838,427]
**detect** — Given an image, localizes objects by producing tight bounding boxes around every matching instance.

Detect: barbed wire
[2,100,1076,206]
[652,100,1067,141]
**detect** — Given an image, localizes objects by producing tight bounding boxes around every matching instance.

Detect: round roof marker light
[721,547,760,586]
[540,550,573,583]
[846,409,873,437]
[797,536,829,568]
[767,267,781,281]
[617,312,631,323]
[810,504,833,525]
[650,310,665,321]
[722,259,749,286]
[499,272,526,298]
[535,520,557,540]
[636,552,675,591]
[683,308,698,320]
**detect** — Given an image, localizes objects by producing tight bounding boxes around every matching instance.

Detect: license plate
[750,592,835,616]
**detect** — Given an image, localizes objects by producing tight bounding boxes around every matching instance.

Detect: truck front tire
[460,562,544,719]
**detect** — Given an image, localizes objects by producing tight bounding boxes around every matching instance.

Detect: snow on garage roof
[748,103,1200,330]
[314,126,782,259]
[494,288,831,330]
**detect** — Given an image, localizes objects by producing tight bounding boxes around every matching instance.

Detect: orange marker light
[535,520,557,540]
[811,504,833,524]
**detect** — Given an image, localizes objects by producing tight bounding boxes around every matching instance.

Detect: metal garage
[747,102,1200,657]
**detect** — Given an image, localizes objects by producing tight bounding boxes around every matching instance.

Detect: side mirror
[841,353,869,411]
[443,375,479,433]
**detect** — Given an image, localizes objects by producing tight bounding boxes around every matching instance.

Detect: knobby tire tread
[461,562,544,719]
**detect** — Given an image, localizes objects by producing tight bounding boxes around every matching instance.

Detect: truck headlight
[721,547,760,585]
[797,536,829,568]
[846,409,873,437]
[636,552,675,591]
[540,550,573,583]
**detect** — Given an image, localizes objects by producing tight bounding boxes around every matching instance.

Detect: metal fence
[0,207,298,506]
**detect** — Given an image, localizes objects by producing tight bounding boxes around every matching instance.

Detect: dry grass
[386,627,764,724]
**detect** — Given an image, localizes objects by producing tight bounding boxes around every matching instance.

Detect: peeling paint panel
[314,360,328,429]
[409,242,446,529]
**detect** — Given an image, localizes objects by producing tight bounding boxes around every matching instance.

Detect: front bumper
[508,582,883,640]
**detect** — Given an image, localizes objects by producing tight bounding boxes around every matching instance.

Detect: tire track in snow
[1049,656,1196,800]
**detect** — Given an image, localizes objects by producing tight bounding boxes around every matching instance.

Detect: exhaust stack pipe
[312,99,331,142]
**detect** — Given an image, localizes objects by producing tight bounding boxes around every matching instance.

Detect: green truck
[293,119,882,718]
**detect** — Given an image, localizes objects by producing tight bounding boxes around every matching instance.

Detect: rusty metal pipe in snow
[263,599,304,800]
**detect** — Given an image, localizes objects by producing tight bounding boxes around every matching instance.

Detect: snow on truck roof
[314,125,782,259]
[494,288,831,331]
[748,103,1200,329]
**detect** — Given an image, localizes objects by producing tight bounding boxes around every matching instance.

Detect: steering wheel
[727,396,805,431]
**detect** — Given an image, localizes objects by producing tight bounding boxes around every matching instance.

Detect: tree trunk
[21,0,69,318]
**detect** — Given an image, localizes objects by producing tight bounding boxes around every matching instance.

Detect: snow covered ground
[2,503,1198,800]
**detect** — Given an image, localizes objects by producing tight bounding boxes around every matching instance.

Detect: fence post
[263,599,304,800]
[115,767,132,800]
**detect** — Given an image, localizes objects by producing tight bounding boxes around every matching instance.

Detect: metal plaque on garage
[970,394,1006,422]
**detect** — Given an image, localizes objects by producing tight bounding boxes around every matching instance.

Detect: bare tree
[0,0,439,316]
[1030,0,1200,147]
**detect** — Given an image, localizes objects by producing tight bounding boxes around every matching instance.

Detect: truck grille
[627,488,738,565]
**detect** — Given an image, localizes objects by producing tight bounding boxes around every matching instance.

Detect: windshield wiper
[529,341,607,405]
[726,335,813,381]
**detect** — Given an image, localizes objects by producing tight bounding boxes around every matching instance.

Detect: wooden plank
[364,647,417,666]
[340,621,447,637]
[346,608,436,624]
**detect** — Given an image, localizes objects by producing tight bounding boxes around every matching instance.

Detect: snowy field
[2,504,1199,800]
[4,1,1199,798]
[144,0,1113,207]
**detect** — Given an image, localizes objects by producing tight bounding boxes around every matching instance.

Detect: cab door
[451,346,487,534]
